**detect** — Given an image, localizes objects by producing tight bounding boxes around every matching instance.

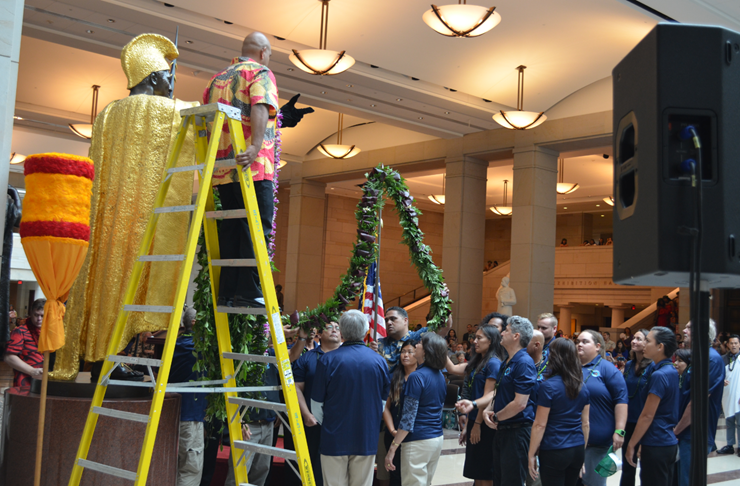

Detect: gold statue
[52,34,199,380]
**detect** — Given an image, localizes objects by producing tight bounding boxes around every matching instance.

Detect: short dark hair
[386,306,408,319]
[729,334,740,343]
[481,312,510,330]
[31,299,46,313]
[650,327,677,358]
[674,348,691,366]
[421,333,448,370]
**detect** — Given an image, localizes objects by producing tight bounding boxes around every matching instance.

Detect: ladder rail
[67,113,193,486]
[229,116,315,486]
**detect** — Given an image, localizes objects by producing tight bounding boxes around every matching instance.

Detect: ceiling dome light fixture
[9,152,26,165]
[604,196,615,206]
[556,158,579,195]
[318,113,361,159]
[289,0,355,76]
[69,85,100,139]
[490,179,513,216]
[422,1,501,38]
[428,174,446,205]
[492,66,546,130]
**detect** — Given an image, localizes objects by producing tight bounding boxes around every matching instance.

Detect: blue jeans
[677,436,712,486]
[582,445,610,486]
[726,412,740,446]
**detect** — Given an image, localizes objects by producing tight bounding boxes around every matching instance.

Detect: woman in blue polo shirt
[577,330,628,486]
[625,327,679,486]
[452,324,506,486]
[385,333,448,486]
[673,348,691,486]
[620,328,652,486]
[528,338,591,486]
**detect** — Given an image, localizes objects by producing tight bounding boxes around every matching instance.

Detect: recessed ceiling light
[287,68,294,71]
[370,104,376,107]
[223,20,233,25]
[418,117,423,120]
[601,214,605,217]
[396,98,402,101]
[13,116,22,120]
[86,29,94,34]
[346,84,353,88]
[320,91,326,94]
[107,19,115,23]
[444,111,450,114]
[186,40,193,44]
[596,204,600,207]
[563,207,568,209]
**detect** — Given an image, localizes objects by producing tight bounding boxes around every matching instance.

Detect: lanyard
[680,365,691,389]
[495,359,512,390]
[730,354,739,373]
[536,357,548,380]
[583,357,603,384]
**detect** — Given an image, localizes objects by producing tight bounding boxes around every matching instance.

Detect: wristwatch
[493,413,499,424]
[472,400,478,409]
[615,429,626,437]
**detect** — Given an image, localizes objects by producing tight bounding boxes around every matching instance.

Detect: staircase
[618,287,680,331]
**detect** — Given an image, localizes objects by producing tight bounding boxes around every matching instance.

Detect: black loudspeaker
[612,23,740,287]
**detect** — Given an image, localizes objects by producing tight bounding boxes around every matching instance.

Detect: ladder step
[107,355,163,367]
[139,254,186,262]
[166,385,281,394]
[180,102,242,121]
[124,305,173,313]
[205,209,248,220]
[107,380,155,388]
[92,406,150,423]
[232,440,297,462]
[167,164,204,174]
[154,204,196,213]
[214,159,238,169]
[216,306,267,315]
[229,397,287,413]
[223,352,277,365]
[77,459,137,481]
[211,259,257,267]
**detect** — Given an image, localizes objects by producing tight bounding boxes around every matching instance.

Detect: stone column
[284,179,327,313]
[611,306,626,327]
[0,0,24,226]
[510,146,559,319]
[559,305,573,335]
[442,155,488,329]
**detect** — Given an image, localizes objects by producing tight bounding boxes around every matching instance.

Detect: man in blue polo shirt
[293,322,342,486]
[483,315,537,486]
[536,313,558,366]
[674,319,726,461]
[312,310,390,486]
[370,306,428,370]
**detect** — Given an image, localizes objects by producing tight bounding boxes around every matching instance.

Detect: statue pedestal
[0,384,181,486]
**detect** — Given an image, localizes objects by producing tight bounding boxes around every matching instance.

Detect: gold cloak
[52,95,198,380]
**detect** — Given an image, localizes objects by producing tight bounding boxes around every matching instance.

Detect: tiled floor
[431,418,740,486]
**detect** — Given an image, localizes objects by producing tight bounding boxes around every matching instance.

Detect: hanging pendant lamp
[428,174,446,205]
[289,0,355,75]
[556,158,579,195]
[490,180,512,216]
[492,66,546,130]
[422,1,501,38]
[69,85,100,139]
[318,113,361,159]
[10,152,26,165]
[604,196,615,206]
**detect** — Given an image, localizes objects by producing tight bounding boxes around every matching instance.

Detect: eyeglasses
[325,325,340,331]
[400,350,415,356]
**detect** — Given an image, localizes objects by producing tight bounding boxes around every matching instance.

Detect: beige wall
[272,186,291,291]
[484,219,511,267]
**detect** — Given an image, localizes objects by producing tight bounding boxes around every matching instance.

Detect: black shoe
[217,296,233,307]
[716,445,735,455]
[233,295,265,308]
[90,361,145,382]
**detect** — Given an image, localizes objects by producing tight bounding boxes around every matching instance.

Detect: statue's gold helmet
[121,33,179,89]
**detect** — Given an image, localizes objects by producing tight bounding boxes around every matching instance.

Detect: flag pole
[372,204,382,341]
[34,351,50,486]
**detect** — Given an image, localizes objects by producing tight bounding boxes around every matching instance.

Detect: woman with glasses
[625,327,679,486]
[620,329,652,486]
[528,339,591,486]
[577,330,628,486]
[382,340,418,486]
[450,325,506,486]
[385,333,448,486]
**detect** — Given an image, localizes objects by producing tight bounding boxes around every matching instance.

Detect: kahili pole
[33,351,50,486]
[372,204,382,341]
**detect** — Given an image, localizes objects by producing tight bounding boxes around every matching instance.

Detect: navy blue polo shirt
[312,341,390,456]
[623,359,649,424]
[640,359,679,446]
[493,348,537,424]
[292,345,325,413]
[581,355,628,446]
[537,375,590,450]
[401,365,446,442]
[169,334,208,422]
[378,327,429,370]
[708,347,726,449]
[677,366,692,440]
[465,356,501,423]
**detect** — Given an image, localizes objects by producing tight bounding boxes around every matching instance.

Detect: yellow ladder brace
[67,103,315,486]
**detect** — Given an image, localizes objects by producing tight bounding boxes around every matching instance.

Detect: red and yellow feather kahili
[20,153,94,353]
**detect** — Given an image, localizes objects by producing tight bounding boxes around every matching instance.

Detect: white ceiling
[12,0,740,208]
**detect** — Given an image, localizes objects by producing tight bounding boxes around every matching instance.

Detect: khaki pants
[177,421,204,486]
[321,454,375,486]
[400,436,444,486]
[225,421,274,486]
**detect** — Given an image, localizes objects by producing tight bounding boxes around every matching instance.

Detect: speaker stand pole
[690,282,710,486]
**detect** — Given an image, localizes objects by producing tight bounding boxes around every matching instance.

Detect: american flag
[361,262,386,339]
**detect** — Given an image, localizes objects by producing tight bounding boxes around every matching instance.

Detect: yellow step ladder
[68,103,314,486]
